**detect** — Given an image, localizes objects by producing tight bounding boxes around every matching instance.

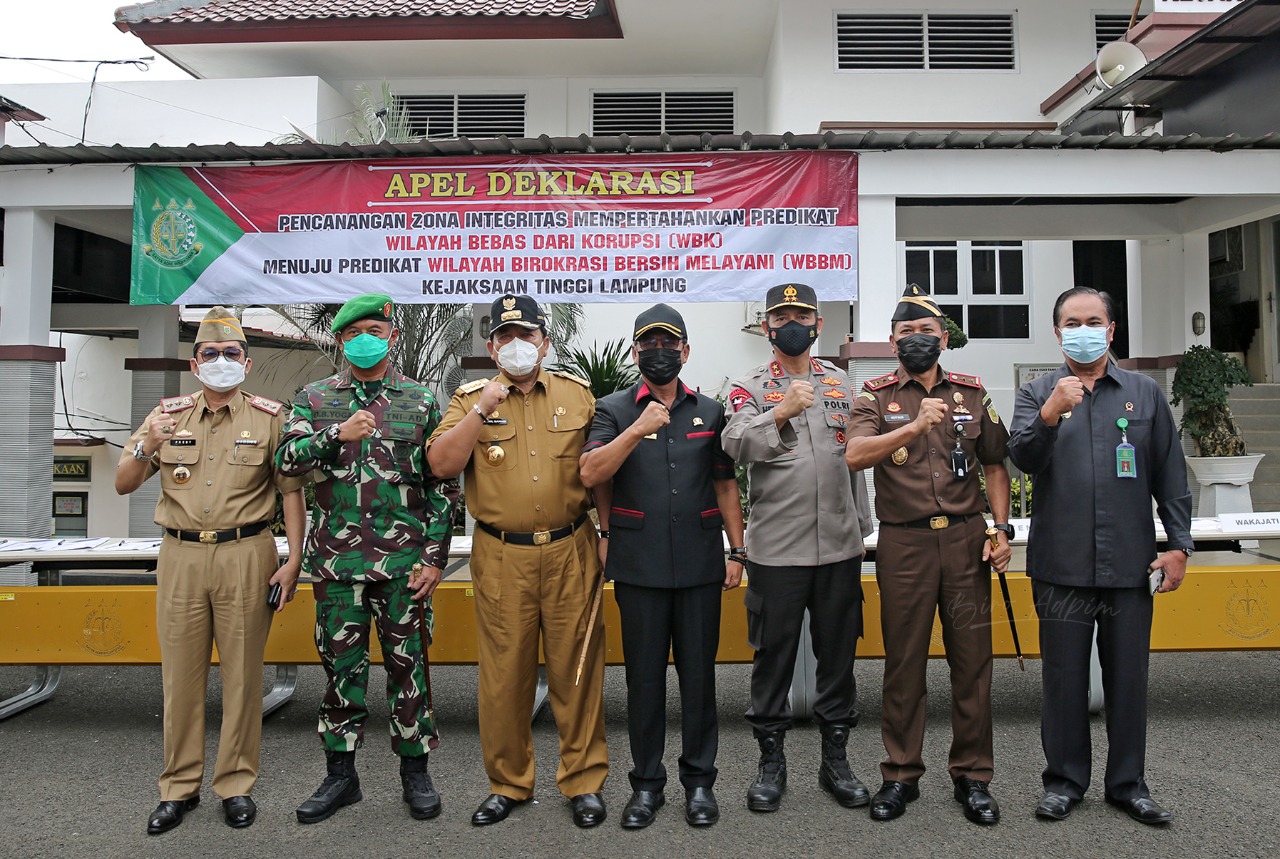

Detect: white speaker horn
[1096,41,1148,89]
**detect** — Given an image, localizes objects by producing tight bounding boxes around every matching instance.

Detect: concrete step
[1233,416,1280,433]
[1228,384,1280,399]
[1226,398,1280,416]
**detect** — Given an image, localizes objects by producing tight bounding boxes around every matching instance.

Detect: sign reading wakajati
[130,153,858,305]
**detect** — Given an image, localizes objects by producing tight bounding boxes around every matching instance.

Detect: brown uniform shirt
[121,390,307,531]
[428,368,595,532]
[847,365,1009,524]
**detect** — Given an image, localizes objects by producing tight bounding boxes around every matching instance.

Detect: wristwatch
[132,440,156,462]
[727,547,748,566]
[322,424,342,445]
[1176,547,1195,559]
[993,524,1015,539]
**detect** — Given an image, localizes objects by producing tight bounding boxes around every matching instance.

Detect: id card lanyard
[951,418,972,480]
[1116,417,1136,478]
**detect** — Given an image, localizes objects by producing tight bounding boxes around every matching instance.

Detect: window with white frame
[835,12,1017,71]
[1093,11,1148,52]
[393,93,526,140]
[901,240,1030,339]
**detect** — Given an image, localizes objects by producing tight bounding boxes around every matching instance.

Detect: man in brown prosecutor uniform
[427,294,608,828]
[845,285,1012,826]
[116,307,307,834]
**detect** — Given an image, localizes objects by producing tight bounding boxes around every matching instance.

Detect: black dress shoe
[146,797,199,835]
[1106,795,1173,825]
[620,790,665,829]
[953,776,999,825]
[685,786,719,826]
[471,794,523,826]
[869,781,919,821]
[222,795,257,829]
[571,792,606,828]
[1035,792,1078,821]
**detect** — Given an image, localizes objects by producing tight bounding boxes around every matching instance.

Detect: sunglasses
[197,346,245,362]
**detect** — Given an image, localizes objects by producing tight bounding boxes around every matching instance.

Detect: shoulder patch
[947,371,981,389]
[549,370,592,389]
[248,395,284,415]
[863,373,898,392]
[728,386,754,413]
[161,395,196,414]
[456,378,487,395]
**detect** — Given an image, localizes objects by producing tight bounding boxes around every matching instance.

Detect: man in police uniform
[426,294,608,829]
[722,282,874,814]
[845,285,1013,826]
[276,294,458,824]
[580,304,745,829]
[116,307,307,834]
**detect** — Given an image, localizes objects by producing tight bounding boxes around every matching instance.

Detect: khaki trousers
[471,525,608,799]
[155,531,277,800]
[875,517,994,785]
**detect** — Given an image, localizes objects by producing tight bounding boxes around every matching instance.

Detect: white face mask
[196,356,247,392]
[496,337,542,377]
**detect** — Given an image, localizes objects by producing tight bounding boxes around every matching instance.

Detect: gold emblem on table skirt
[891,447,908,466]
[485,445,506,465]
[172,465,192,484]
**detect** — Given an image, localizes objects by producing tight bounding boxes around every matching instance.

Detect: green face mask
[344,332,390,369]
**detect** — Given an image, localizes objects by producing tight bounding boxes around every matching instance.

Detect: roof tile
[117,0,600,25]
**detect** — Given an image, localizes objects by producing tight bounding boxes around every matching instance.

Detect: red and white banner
[132,152,857,305]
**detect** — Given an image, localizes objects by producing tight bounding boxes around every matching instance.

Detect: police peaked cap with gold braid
[331,293,395,334]
[195,306,246,344]
[764,282,818,313]
[891,283,944,322]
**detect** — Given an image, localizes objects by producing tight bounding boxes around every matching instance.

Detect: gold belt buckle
[198,530,218,544]
[929,516,949,530]
[533,530,551,545]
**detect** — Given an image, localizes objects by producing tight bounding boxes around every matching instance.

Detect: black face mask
[767,320,818,357]
[637,347,683,386]
[895,333,942,374]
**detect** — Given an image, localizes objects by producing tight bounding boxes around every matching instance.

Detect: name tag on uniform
[168,438,196,446]
[234,439,258,446]
[885,414,911,423]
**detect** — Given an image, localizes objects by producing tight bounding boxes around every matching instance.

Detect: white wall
[3,77,350,147]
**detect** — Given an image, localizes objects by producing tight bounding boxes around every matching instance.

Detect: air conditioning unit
[743,301,766,335]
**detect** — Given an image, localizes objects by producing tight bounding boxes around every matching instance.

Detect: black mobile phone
[267,582,283,609]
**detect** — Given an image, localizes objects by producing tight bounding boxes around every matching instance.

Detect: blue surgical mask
[1059,325,1110,363]
[344,332,390,369]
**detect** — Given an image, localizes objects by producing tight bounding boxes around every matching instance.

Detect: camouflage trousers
[313,577,436,756]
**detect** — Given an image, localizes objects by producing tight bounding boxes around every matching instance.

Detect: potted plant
[1170,344,1263,515]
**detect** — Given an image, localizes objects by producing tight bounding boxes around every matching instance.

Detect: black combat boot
[746,732,787,812]
[818,724,870,808]
[296,750,362,824]
[400,754,442,820]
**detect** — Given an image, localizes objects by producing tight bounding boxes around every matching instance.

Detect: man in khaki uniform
[427,293,607,828]
[845,285,1012,826]
[116,307,307,835]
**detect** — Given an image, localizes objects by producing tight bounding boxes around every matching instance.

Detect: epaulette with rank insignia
[946,371,982,389]
[160,395,195,413]
[456,378,487,395]
[549,370,591,389]
[863,373,898,392]
[248,394,284,415]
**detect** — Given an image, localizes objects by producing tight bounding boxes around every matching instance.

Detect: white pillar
[853,195,898,343]
[1,208,55,345]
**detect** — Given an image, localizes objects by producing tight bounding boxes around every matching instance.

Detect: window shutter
[926,14,1015,70]
[1094,12,1147,53]
[836,14,926,69]
[836,12,1015,71]
[394,93,526,140]
[591,91,735,136]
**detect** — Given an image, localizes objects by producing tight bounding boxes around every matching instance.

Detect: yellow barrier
[2,566,1275,667]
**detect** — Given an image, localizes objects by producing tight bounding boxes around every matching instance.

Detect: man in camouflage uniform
[276,293,459,824]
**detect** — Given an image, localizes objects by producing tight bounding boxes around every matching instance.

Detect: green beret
[332,294,394,334]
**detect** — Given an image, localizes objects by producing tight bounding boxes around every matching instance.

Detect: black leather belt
[476,512,589,546]
[884,514,975,530]
[165,521,271,544]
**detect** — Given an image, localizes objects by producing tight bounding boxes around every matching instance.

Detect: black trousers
[1033,580,1154,801]
[743,558,863,736]
[614,580,722,792]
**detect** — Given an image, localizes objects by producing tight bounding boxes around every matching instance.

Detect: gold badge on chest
[172,465,192,484]
[891,447,908,466]
[485,444,506,465]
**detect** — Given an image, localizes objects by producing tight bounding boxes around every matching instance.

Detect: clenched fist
[774,380,815,422]
[144,415,178,456]
[338,409,378,442]
[629,401,670,438]
[477,379,510,415]
[913,397,948,436]
[1044,376,1085,424]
